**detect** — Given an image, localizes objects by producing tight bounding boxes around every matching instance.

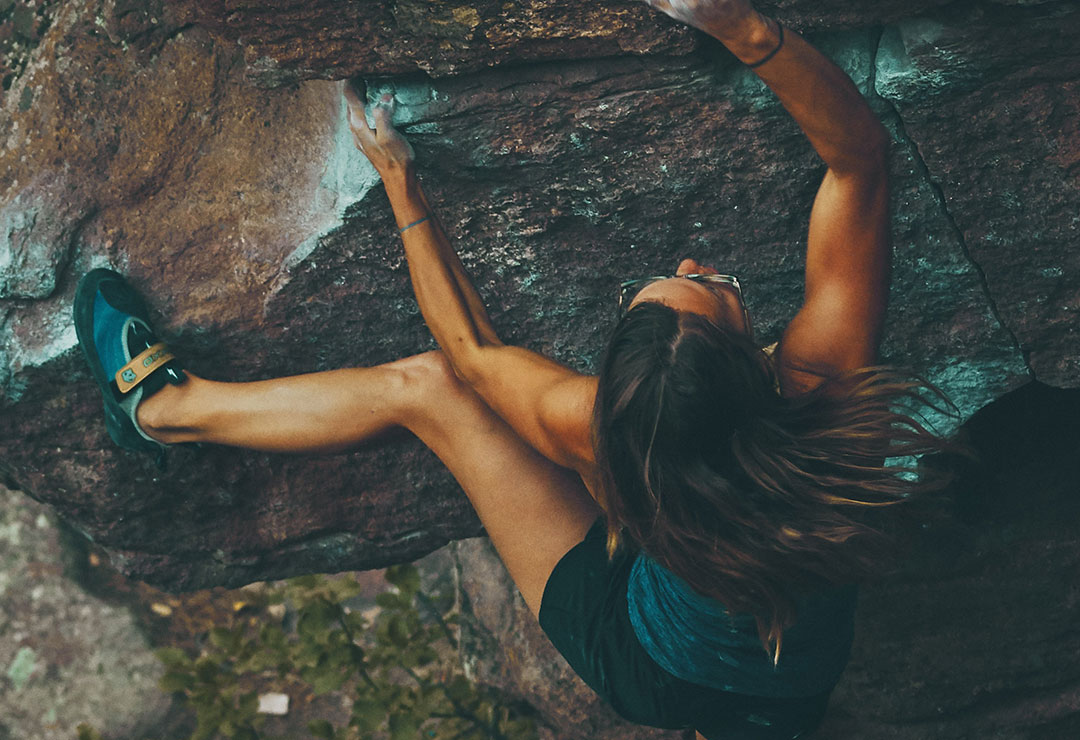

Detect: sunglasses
[617,273,752,335]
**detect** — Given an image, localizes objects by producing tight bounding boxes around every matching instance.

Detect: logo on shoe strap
[121,369,137,383]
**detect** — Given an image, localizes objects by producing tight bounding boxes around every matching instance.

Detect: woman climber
[75,1,953,737]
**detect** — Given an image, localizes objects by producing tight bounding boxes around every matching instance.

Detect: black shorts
[537,520,832,740]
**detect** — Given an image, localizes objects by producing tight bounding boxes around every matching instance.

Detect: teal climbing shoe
[73,268,186,467]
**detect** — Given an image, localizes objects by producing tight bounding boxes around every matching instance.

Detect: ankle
[135,376,196,443]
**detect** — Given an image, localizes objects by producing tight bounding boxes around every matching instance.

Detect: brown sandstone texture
[0,0,1077,736]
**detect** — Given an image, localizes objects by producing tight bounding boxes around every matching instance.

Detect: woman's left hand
[344,81,416,179]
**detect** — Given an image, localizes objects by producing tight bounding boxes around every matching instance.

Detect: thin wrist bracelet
[399,215,431,233]
[747,21,785,69]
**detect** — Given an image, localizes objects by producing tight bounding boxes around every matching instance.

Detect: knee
[392,350,475,430]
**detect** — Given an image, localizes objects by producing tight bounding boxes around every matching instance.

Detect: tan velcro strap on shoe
[115,342,175,395]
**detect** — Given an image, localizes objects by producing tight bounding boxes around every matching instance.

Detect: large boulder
[2,0,1051,589]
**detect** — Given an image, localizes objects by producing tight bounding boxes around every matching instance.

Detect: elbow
[834,135,889,181]
[857,123,890,171]
[866,124,890,165]
[832,122,890,177]
[447,340,495,392]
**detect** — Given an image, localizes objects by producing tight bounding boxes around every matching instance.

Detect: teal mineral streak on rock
[814,29,878,96]
[18,85,33,112]
[875,19,986,102]
[925,357,1028,430]
[874,26,923,101]
[323,88,383,213]
[389,82,439,108]
[285,86,383,270]
[6,646,37,692]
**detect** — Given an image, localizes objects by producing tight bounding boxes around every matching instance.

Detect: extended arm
[648,2,892,389]
[344,86,596,473]
[726,10,891,384]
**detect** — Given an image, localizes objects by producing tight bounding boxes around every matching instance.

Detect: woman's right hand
[641,0,758,39]
[344,81,416,179]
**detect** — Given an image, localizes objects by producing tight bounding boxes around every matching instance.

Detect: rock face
[0,484,172,739]
[0,0,1077,735]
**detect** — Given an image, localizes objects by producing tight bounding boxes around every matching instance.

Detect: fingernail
[381,93,393,103]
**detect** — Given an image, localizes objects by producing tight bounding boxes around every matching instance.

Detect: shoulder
[538,374,599,472]
[773,325,873,400]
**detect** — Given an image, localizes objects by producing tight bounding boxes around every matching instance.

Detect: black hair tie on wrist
[747,21,785,69]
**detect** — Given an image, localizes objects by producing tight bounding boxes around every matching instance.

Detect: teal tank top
[626,553,857,697]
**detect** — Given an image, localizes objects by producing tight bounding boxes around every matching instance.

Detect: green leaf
[209,626,241,654]
[327,629,352,650]
[289,574,323,590]
[159,670,196,693]
[444,676,473,704]
[298,600,338,642]
[375,591,409,610]
[389,711,420,740]
[155,647,193,669]
[76,724,104,740]
[385,564,421,596]
[328,577,363,601]
[293,639,326,668]
[192,712,218,740]
[194,656,221,683]
[387,615,410,647]
[260,622,288,647]
[237,690,260,719]
[398,648,419,669]
[344,611,368,632]
[301,655,350,695]
[308,719,336,739]
[415,645,439,667]
[412,685,447,720]
[236,648,277,674]
[351,697,386,733]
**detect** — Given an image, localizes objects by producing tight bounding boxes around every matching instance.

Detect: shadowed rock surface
[0,0,1077,735]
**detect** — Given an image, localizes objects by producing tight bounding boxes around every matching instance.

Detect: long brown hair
[592,302,957,664]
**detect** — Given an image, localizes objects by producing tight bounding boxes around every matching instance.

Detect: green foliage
[147,564,538,740]
[76,725,105,740]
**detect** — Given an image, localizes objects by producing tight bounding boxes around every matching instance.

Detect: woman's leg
[137,364,418,454]
[136,351,600,614]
